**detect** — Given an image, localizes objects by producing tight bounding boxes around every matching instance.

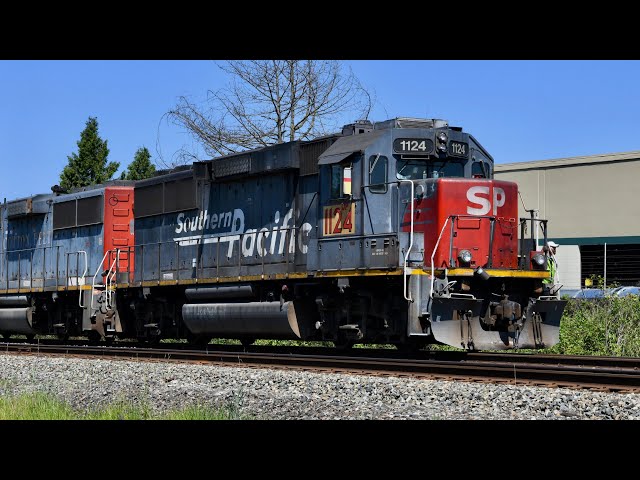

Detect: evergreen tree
[120,147,156,180]
[60,117,119,191]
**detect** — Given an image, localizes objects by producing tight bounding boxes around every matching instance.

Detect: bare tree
[163,60,371,166]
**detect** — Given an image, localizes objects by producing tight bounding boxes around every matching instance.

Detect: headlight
[458,249,472,264]
[437,132,448,153]
[532,253,546,268]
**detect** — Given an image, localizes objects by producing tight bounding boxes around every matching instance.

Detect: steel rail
[2,342,640,393]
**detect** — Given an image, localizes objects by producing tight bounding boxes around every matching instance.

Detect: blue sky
[1,60,640,200]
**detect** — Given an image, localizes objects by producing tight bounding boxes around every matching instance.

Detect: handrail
[429,214,499,298]
[2,244,80,284]
[519,216,549,268]
[2,224,309,293]
[430,217,452,299]
[88,249,121,312]
[136,225,303,281]
[77,250,88,308]
[397,179,415,302]
[79,250,88,282]
[90,250,112,312]
[106,251,119,308]
[5,244,56,289]
[64,250,89,285]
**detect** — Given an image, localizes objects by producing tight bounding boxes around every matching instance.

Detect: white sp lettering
[493,187,505,214]
[466,186,506,216]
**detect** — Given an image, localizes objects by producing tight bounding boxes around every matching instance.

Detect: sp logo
[466,186,506,216]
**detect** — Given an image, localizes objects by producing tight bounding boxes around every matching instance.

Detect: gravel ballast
[0,353,639,419]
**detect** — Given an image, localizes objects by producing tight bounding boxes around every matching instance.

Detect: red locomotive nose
[401,178,518,270]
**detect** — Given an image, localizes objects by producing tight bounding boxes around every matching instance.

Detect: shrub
[549,295,640,356]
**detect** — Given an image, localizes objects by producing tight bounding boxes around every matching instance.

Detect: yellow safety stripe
[133,269,402,288]
[0,267,549,295]
[445,268,550,278]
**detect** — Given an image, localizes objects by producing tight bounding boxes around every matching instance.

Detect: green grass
[0,392,77,420]
[0,392,251,420]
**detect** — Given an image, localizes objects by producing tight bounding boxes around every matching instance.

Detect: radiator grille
[212,155,251,178]
[300,138,336,176]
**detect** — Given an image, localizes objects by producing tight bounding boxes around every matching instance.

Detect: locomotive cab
[313,118,566,350]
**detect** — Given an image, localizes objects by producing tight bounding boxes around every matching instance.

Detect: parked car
[572,288,605,299]
[609,286,625,296]
[614,286,640,297]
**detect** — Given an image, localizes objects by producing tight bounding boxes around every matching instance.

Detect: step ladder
[89,249,122,334]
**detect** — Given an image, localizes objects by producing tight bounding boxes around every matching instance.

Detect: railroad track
[2,341,640,394]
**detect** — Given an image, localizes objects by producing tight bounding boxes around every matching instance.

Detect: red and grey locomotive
[0,117,566,350]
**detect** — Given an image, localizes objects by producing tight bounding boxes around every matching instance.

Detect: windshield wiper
[397,161,411,178]
[369,153,380,174]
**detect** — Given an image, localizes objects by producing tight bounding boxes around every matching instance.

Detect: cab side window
[369,155,387,193]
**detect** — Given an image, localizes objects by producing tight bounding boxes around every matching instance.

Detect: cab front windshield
[396,159,465,180]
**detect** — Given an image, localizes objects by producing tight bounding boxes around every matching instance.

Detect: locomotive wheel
[240,337,256,347]
[395,342,421,355]
[2,333,11,340]
[187,333,211,348]
[333,339,355,350]
[87,330,102,346]
[25,334,36,343]
[144,334,161,346]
